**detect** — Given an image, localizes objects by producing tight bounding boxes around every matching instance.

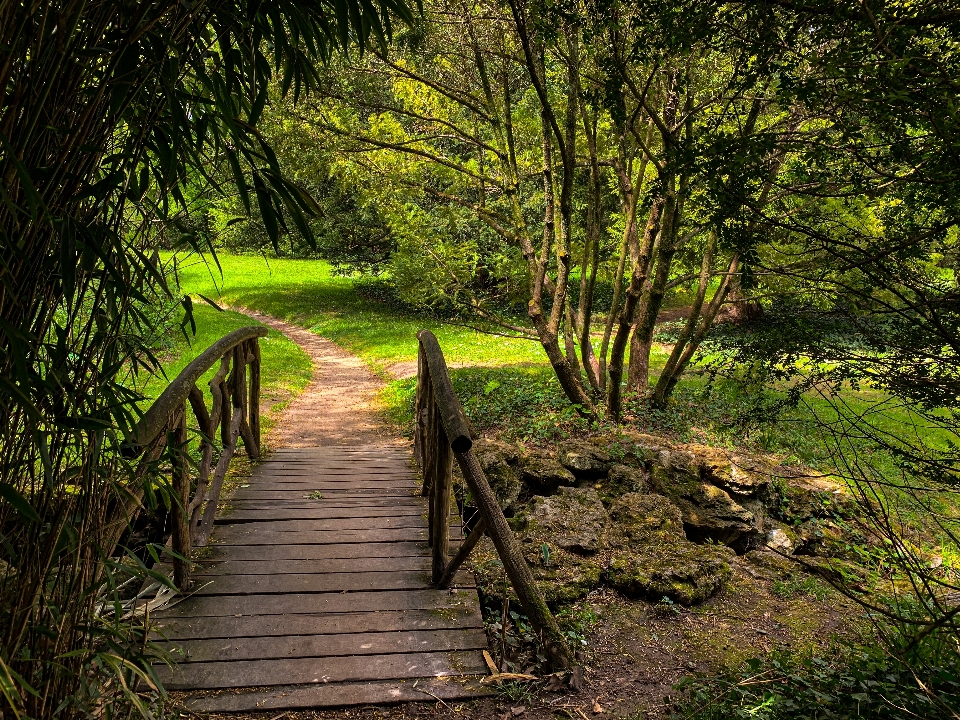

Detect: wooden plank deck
[152,446,490,712]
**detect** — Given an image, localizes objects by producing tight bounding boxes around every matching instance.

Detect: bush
[672,633,960,719]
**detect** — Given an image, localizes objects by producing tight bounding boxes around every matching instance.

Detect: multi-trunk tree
[274,0,796,418]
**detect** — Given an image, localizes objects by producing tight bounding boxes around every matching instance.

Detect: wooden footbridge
[131,327,573,712]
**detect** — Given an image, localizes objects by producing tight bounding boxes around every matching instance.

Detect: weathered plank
[156,650,488,690]
[218,507,425,521]
[195,542,430,562]
[223,500,426,525]
[250,466,415,475]
[159,628,488,663]
[210,526,429,545]
[184,569,474,595]
[154,588,480,618]
[153,607,483,641]
[213,516,424,532]
[231,489,419,500]
[242,477,418,487]
[191,556,431,575]
[186,677,489,713]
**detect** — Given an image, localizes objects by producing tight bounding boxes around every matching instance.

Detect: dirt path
[237,308,402,448]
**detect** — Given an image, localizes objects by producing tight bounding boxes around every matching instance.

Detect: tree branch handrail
[415,329,575,673]
[135,325,268,447]
[123,325,267,591]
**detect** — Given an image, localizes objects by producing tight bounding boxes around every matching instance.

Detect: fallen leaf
[511,706,525,716]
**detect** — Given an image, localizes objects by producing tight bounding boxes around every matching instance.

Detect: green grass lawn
[160,251,953,473]
[170,252,549,373]
[163,251,680,440]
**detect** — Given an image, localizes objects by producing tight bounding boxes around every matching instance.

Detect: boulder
[773,477,857,526]
[650,463,760,547]
[615,431,668,465]
[473,438,522,511]
[558,440,611,478]
[521,451,576,491]
[590,463,649,505]
[765,527,794,554]
[603,493,733,605]
[472,536,602,607]
[689,445,772,498]
[516,487,607,554]
[473,438,521,466]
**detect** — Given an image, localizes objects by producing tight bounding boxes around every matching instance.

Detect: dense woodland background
[1,0,960,717]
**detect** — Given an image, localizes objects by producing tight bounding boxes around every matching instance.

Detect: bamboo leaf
[0,483,39,524]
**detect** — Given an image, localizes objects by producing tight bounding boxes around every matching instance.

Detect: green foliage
[672,636,960,720]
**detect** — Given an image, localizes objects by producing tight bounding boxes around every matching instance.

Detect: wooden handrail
[135,325,268,446]
[414,329,575,672]
[113,325,268,591]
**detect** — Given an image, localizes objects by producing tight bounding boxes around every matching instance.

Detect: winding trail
[238,308,398,448]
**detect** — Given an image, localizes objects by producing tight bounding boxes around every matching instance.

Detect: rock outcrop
[520,451,576,492]
[514,487,607,554]
[558,440,611,478]
[466,431,860,610]
[473,438,522,511]
[603,493,734,605]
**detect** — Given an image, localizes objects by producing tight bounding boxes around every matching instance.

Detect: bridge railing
[414,329,574,671]
[132,325,268,590]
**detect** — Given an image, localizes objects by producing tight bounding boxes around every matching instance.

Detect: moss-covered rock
[687,444,773,498]
[601,464,649,500]
[520,450,576,492]
[558,440,611,478]
[603,493,734,605]
[606,548,732,605]
[514,486,607,554]
[473,438,523,511]
[773,477,857,526]
[472,536,602,607]
[650,463,760,546]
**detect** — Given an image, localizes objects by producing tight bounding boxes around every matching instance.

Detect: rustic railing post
[420,352,436,500]
[249,338,261,453]
[414,329,576,672]
[171,402,192,591]
[431,415,454,583]
[437,518,486,588]
[124,326,268,565]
